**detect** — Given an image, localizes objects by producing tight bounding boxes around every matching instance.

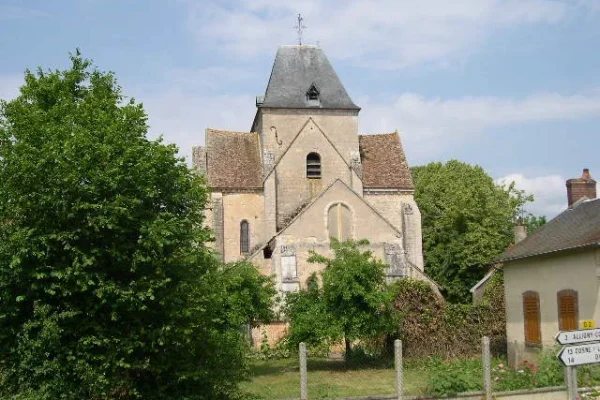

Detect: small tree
[283,273,340,348]
[285,239,395,356]
[0,52,274,400]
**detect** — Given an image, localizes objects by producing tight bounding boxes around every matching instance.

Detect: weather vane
[294,13,306,45]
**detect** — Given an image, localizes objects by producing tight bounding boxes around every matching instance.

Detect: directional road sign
[555,328,600,345]
[558,342,600,367]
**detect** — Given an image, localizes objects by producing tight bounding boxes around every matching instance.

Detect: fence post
[395,339,403,400]
[299,342,308,400]
[482,336,492,400]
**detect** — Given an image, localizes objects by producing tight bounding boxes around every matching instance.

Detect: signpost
[557,342,600,367]
[555,328,600,345]
[556,322,599,400]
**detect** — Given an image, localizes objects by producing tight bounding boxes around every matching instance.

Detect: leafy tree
[0,52,273,400]
[522,214,547,234]
[285,239,395,355]
[220,261,277,327]
[283,273,340,348]
[412,160,532,303]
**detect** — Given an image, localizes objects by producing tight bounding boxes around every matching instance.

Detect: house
[496,169,599,366]
[192,45,437,344]
[470,224,526,304]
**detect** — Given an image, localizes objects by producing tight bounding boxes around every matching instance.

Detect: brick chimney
[566,168,597,208]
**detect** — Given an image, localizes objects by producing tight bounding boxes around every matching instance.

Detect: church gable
[281,179,401,241]
[271,118,354,229]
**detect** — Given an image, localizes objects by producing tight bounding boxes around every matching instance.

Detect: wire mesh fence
[243,337,600,400]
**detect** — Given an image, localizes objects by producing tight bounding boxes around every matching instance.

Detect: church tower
[193,45,434,307]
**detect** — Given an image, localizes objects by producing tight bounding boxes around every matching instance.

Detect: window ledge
[525,342,543,349]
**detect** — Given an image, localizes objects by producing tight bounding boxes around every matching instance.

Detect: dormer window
[306,84,320,106]
[306,152,321,178]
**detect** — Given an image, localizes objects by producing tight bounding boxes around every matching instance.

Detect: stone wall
[255,108,359,165]
[364,192,424,271]
[221,192,265,262]
[250,321,288,348]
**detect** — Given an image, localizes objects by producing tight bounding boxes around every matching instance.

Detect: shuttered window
[240,220,250,254]
[523,291,541,345]
[557,289,578,331]
[306,153,321,178]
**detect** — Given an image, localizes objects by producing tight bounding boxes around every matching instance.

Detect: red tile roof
[205,129,263,190]
[359,133,414,189]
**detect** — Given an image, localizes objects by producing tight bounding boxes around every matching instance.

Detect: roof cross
[294,13,306,45]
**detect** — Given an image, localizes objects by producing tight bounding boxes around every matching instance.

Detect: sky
[1,0,599,219]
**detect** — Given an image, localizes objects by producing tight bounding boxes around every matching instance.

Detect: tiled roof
[205,129,263,190]
[359,133,414,189]
[496,198,600,263]
[260,45,360,110]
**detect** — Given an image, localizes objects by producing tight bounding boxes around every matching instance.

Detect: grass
[240,357,429,399]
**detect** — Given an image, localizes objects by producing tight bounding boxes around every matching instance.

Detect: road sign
[555,328,600,345]
[558,342,600,367]
[581,320,595,329]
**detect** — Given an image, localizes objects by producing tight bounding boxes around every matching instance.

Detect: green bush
[426,357,482,395]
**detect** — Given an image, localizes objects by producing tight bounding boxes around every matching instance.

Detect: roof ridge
[359,132,397,137]
[206,128,256,135]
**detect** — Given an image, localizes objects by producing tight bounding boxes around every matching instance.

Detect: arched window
[557,289,579,331]
[306,152,321,178]
[523,291,541,345]
[240,220,250,254]
[328,203,352,241]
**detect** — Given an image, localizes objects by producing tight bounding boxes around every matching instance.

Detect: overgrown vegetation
[284,239,507,363]
[425,347,598,396]
[390,274,505,358]
[0,52,275,400]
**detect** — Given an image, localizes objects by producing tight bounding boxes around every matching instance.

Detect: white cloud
[496,173,569,217]
[359,91,600,162]
[0,75,22,101]
[183,0,569,68]
[137,89,255,161]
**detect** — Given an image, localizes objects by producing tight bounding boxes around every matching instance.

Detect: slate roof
[205,129,263,190]
[260,45,360,110]
[359,133,414,190]
[496,198,600,263]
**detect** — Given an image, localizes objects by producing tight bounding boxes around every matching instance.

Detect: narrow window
[327,203,352,241]
[557,289,579,331]
[306,152,321,179]
[240,220,250,254]
[523,291,541,345]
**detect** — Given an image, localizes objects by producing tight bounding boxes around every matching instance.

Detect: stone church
[193,45,435,305]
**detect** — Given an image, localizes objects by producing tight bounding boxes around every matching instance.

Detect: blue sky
[1,0,599,218]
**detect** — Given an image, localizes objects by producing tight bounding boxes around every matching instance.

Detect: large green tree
[0,52,273,400]
[412,160,531,303]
